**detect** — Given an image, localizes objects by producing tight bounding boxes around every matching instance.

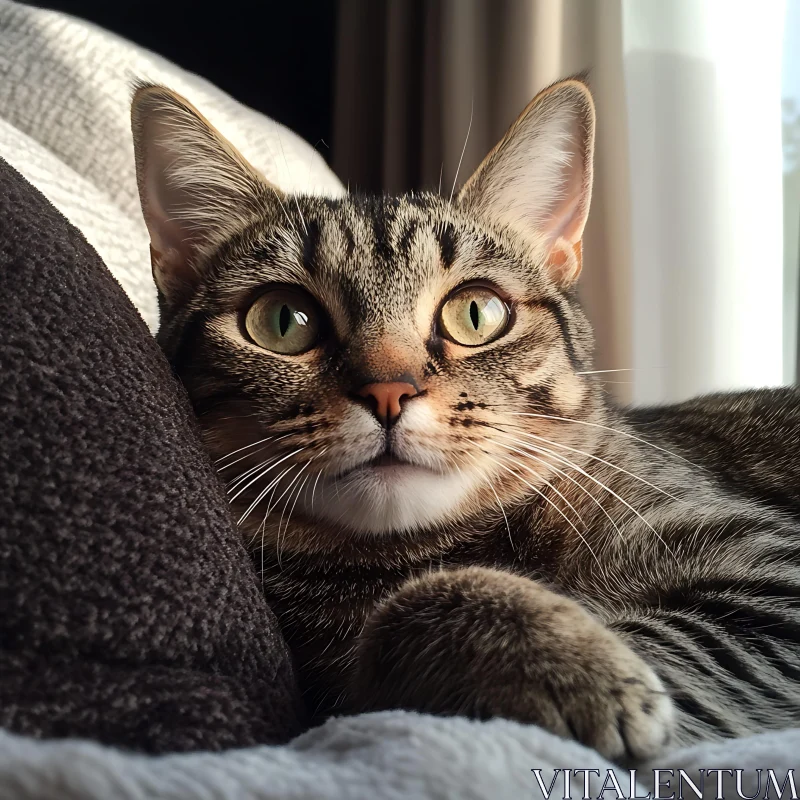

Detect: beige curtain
[334,0,634,399]
[334,1,788,405]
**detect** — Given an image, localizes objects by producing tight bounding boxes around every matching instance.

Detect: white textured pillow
[0,0,344,332]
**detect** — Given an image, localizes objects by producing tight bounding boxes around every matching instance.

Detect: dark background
[22,0,338,160]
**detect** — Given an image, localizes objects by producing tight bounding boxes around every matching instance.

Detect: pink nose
[357,382,419,426]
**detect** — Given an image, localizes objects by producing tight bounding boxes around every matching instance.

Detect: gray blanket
[2,713,799,800]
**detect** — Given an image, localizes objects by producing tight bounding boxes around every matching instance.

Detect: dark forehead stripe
[436,221,458,270]
[371,196,401,263]
[341,222,355,258]
[301,218,322,276]
[346,193,403,264]
[478,233,501,261]
[397,220,418,260]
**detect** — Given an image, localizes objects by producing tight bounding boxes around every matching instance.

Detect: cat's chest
[257,519,563,645]
[253,518,577,713]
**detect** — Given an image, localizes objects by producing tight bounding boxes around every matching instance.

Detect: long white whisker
[245,466,294,547]
[449,95,474,204]
[506,412,697,466]
[459,457,514,551]
[229,447,305,503]
[277,472,310,570]
[495,450,588,532]
[575,368,637,375]
[491,436,625,541]
[241,465,296,529]
[260,447,327,548]
[215,436,275,465]
[218,445,273,473]
[485,470,515,552]
[482,452,600,565]
[224,435,301,491]
[502,437,675,558]
[309,463,326,515]
[497,425,685,504]
[226,454,285,493]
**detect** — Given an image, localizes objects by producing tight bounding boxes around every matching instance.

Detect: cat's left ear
[457,78,594,287]
[131,84,283,303]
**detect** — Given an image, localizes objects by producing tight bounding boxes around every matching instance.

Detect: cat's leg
[349,566,674,762]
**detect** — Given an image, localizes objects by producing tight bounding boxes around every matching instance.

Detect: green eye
[439,286,509,346]
[245,288,320,354]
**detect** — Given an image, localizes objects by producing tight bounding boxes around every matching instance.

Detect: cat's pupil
[470,300,480,330]
[279,304,291,337]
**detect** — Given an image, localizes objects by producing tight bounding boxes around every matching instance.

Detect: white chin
[301,464,478,535]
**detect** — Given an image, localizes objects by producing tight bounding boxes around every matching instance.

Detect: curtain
[333,0,787,405]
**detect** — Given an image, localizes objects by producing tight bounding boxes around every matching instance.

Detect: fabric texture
[0,156,304,753]
[0,0,344,333]
[1,711,799,800]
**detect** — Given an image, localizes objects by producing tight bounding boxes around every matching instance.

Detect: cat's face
[131,79,599,536]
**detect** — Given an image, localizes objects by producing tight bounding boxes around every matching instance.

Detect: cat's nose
[357,381,419,427]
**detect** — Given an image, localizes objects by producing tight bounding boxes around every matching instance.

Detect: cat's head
[131,79,601,537]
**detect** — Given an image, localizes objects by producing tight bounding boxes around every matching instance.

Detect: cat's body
[131,80,800,763]
[233,375,800,753]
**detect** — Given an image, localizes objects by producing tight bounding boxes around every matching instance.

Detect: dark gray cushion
[0,158,304,753]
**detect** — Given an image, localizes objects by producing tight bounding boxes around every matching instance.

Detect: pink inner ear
[546,238,583,286]
[539,128,590,249]
[140,121,201,286]
[457,81,594,275]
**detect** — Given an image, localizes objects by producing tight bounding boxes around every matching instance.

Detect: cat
[130,78,800,763]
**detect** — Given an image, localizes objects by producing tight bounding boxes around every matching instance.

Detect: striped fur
[132,80,800,763]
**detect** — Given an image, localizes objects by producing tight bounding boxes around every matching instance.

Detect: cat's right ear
[131,84,282,303]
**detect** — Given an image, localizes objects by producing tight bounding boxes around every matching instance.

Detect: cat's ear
[131,84,282,301]
[457,78,594,287]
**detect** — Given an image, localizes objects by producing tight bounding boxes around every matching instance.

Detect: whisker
[496,425,685,504]
[273,122,308,236]
[481,452,600,565]
[490,436,625,541]
[449,95,474,204]
[217,444,273,473]
[310,465,325,514]
[226,454,284,492]
[501,436,676,558]
[493,449,589,532]
[575,368,638,375]
[506,411,697,466]
[458,457,514,550]
[229,447,305,504]
[245,466,294,547]
[215,436,275,465]
[277,472,310,569]
[241,465,296,530]
[485,470,515,552]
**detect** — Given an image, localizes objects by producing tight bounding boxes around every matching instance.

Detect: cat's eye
[245,288,320,354]
[439,285,510,346]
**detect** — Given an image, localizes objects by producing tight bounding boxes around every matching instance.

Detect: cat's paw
[349,566,673,763]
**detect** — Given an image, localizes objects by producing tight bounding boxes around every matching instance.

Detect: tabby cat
[130,78,800,763]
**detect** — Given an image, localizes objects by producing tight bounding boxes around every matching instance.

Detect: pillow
[0,0,345,331]
[0,157,304,753]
